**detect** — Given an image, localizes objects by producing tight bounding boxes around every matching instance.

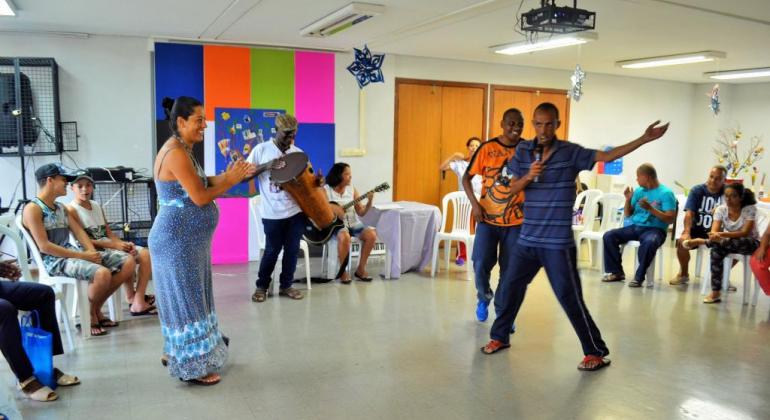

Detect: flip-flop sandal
[98,318,119,328]
[339,277,352,284]
[251,289,268,302]
[130,305,158,316]
[180,376,221,386]
[279,288,304,300]
[19,377,58,402]
[354,272,373,282]
[54,368,80,386]
[480,340,510,355]
[90,324,109,336]
[577,355,611,371]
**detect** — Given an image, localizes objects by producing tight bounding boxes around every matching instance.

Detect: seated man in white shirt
[246,114,306,303]
[68,173,156,316]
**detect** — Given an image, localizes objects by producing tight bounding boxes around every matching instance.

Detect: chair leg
[57,298,75,352]
[753,276,760,306]
[113,287,123,322]
[321,244,328,278]
[596,240,604,271]
[444,240,451,271]
[694,248,703,278]
[657,248,665,281]
[430,238,440,277]
[303,247,311,291]
[76,282,91,339]
[722,258,731,294]
[464,239,472,281]
[742,258,751,305]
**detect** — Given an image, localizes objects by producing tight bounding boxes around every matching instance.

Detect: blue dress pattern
[148,172,227,380]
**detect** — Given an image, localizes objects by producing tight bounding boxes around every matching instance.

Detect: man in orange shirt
[462,108,526,322]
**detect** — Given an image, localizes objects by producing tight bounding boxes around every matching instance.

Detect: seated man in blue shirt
[602,164,677,287]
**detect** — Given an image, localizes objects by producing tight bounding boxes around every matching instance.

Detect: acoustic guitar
[303,182,390,245]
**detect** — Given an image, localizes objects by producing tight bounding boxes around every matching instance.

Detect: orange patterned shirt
[466,138,525,226]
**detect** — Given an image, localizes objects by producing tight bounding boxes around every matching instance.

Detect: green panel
[250,49,294,115]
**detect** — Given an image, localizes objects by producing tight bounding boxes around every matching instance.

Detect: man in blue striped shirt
[481,103,669,371]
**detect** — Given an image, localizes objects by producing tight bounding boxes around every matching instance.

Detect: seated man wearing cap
[22,163,136,336]
[68,173,156,316]
[246,114,306,303]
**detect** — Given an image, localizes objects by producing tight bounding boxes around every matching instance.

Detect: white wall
[0,34,153,208]
[336,54,697,198]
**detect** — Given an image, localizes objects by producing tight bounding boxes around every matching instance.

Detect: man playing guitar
[245,114,306,302]
[324,163,378,283]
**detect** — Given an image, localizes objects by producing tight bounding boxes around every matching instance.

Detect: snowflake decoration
[347,45,385,89]
[568,64,586,101]
[708,84,720,115]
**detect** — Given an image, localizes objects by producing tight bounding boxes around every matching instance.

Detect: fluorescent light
[617,51,725,69]
[300,2,385,38]
[705,67,770,80]
[0,0,16,16]
[491,32,597,56]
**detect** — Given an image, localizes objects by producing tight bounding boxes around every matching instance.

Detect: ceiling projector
[520,0,596,34]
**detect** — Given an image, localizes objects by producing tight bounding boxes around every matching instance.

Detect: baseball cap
[35,163,77,182]
[71,171,95,184]
[274,114,298,133]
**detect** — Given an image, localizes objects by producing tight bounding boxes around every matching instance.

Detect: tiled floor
[4,246,770,420]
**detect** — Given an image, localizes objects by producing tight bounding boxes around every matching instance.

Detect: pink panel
[295,51,335,123]
[211,198,249,264]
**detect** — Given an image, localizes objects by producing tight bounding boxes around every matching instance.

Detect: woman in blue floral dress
[149,97,254,385]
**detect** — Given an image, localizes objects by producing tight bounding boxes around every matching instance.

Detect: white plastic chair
[704,207,770,304]
[572,189,603,236]
[248,196,311,294]
[322,234,388,279]
[15,215,94,340]
[431,191,474,280]
[1,221,75,351]
[623,241,665,287]
[577,193,625,269]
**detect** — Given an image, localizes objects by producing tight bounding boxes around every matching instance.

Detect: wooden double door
[394,79,570,208]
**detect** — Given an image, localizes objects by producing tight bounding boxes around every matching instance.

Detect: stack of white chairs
[572,189,603,237]
[577,192,625,269]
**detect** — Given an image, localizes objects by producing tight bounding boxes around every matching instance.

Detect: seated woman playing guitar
[324,163,377,283]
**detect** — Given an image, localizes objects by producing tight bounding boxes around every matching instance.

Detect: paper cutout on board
[597,146,623,175]
[215,108,284,197]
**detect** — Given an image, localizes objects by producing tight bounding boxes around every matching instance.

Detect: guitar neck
[341,190,375,210]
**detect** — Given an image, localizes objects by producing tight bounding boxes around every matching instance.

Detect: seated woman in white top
[68,174,156,315]
[324,163,377,283]
[688,183,760,303]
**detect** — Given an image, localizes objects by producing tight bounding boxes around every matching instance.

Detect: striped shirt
[507,139,597,249]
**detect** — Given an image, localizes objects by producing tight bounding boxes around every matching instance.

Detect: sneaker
[628,279,643,288]
[669,275,689,285]
[455,257,465,266]
[601,273,625,282]
[476,300,488,322]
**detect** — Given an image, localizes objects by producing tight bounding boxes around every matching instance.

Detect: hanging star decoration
[708,84,720,115]
[347,45,385,89]
[568,64,586,101]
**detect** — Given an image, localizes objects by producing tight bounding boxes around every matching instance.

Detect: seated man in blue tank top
[602,163,677,287]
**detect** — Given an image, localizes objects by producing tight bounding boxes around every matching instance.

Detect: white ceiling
[2,0,770,83]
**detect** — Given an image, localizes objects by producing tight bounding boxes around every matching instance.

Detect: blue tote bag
[19,310,55,389]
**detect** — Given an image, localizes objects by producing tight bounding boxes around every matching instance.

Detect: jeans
[471,223,521,313]
[257,213,308,290]
[603,225,667,281]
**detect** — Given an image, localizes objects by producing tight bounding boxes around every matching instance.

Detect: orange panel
[440,86,485,203]
[203,45,251,118]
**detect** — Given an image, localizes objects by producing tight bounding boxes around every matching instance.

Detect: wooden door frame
[488,84,571,139]
[393,78,488,200]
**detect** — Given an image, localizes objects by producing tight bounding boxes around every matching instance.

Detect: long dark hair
[725,183,757,208]
[162,96,203,136]
[326,162,350,188]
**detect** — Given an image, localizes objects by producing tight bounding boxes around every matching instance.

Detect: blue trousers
[603,225,666,281]
[257,213,308,290]
[472,223,521,313]
[490,245,609,357]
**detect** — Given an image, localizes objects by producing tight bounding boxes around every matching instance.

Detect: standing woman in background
[150,97,254,385]
[439,136,482,266]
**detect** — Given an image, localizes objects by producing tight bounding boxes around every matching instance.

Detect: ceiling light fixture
[491,32,598,56]
[300,2,385,38]
[0,0,16,17]
[704,67,770,80]
[617,51,725,69]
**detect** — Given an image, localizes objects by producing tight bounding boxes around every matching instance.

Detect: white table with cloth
[360,201,441,279]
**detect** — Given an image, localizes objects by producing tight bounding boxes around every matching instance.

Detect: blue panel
[154,43,204,120]
[295,123,335,180]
